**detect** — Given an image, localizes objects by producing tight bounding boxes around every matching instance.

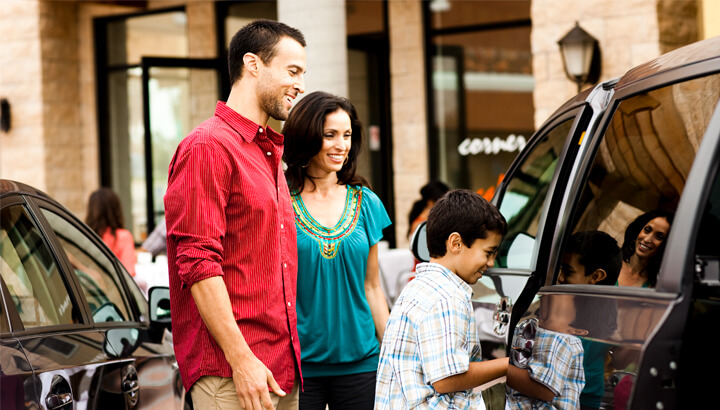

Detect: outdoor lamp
[558,22,601,92]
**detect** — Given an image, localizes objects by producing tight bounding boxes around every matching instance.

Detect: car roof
[616,35,720,90]
[0,179,60,205]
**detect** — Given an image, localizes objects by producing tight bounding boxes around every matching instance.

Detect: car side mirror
[148,286,171,341]
[410,221,430,263]
[104,328,140,358]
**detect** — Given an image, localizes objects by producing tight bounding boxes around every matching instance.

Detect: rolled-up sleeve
[165,141,232,288]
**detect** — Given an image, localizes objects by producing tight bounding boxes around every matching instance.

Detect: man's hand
[230,354,285,410]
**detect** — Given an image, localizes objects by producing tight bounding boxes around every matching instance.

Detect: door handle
[493,296,513,336]
[45,374,73,409]
[46,392,73,409]
[122,364,140,407]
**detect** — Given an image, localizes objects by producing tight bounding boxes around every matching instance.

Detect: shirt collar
[416,262,474,297]
[214,101,284,145]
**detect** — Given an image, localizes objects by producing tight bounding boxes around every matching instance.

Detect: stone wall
[1,1,46,190]
[532,0,699,129]
[389,0,429,247]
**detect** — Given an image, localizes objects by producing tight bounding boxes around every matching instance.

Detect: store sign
[458,134,527,156]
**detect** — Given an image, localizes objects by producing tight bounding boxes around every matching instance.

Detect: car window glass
[0,205,78,328]
[40,208,131,323]
[497,117,574,269]
[559,72,720,288]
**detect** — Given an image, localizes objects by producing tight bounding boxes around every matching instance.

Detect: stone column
[388,0,429,248]
[1,0,47,190]
[278,0,348,98]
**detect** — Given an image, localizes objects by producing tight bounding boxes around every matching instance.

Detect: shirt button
[280,224,284,229]
[287,302,291,307]
[259,127,264,133]
[266,151,272,156]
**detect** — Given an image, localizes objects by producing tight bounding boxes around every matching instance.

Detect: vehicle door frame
[535,56,720,409]
[490,83,614,341]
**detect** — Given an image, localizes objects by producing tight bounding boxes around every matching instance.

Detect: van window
[40,208,131,323]
[0,205,79,328]
[497,117,574,269]
[557,72,720,288]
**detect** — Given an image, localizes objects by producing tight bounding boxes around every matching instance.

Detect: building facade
[1,0,716,247]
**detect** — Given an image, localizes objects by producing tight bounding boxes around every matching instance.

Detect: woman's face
[307,109,352,176]
[635,216,670,260]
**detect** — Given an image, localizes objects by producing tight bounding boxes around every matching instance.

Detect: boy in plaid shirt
[375,189,509,409]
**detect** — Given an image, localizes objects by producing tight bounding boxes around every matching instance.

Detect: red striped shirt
[164,101,300,392]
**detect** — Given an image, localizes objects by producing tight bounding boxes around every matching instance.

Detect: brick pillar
[278,0,348,97]
[388,0,429,247]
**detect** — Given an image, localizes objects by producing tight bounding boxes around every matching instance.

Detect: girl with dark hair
[283,91,391,410]
[86,187,136,276]
[617,209,674,288]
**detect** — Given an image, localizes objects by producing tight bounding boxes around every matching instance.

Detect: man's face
[257,36,306,121]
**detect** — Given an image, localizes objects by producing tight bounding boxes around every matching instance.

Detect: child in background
[86,188,136,277]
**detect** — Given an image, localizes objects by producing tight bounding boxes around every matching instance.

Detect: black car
[0,179,184,409]
[413,35,720,409]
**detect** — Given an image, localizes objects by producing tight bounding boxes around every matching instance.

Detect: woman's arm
[365,243,390,342]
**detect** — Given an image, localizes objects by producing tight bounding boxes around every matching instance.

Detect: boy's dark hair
[426,189,507,258]
[620,209,674,287]
[567,231,622,286]
[228,19,306,85]
[283,91,368,195]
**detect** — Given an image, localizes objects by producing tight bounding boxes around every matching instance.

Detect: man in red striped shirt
[164,20,306,410]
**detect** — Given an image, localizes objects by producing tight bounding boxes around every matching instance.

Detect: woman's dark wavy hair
[621,209,675,287]
[283,91,368,195]
[85,188,125,237]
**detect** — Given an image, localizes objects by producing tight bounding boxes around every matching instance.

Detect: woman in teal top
[283,92,391,410]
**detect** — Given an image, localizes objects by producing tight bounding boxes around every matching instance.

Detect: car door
[33,199,183,409]
[507,43,720,410]
[1,196,89,409]
[477,83,614,350]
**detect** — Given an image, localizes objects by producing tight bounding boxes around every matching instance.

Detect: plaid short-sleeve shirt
[506,328,585,410]
[375,262,483,409]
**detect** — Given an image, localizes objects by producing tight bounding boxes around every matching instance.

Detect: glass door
[136,58,220,239]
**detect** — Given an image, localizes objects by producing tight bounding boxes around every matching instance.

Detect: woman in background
[86,187,136,277]
[283,91,391,410]
[617,209,674,288]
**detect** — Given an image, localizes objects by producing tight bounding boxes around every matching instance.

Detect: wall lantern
[0,99,10,133]
[558,22,601,92]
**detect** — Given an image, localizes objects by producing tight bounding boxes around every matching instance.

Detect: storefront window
[428,0,533,193]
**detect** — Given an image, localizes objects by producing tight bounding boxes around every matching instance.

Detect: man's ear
[447,232,462,254]
[589,269,607,284]
[243,52,261,77]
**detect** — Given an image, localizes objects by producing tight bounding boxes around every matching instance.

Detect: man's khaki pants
[190,376,299,410]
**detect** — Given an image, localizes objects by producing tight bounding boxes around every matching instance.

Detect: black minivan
[413,36,720,409]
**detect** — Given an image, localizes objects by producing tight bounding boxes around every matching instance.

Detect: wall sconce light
[558,22,601,92]
[0,98,10,132]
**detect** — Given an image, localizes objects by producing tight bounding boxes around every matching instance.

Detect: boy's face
[558,252,606,285]
[455,231,502,284]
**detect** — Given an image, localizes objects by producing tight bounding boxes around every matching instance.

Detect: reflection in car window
[497,117,574,269]
[0,205,78,328]
[40,208,130,323]
[562,73,720,287]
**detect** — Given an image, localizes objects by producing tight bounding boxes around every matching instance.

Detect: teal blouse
[292,185,391,377]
